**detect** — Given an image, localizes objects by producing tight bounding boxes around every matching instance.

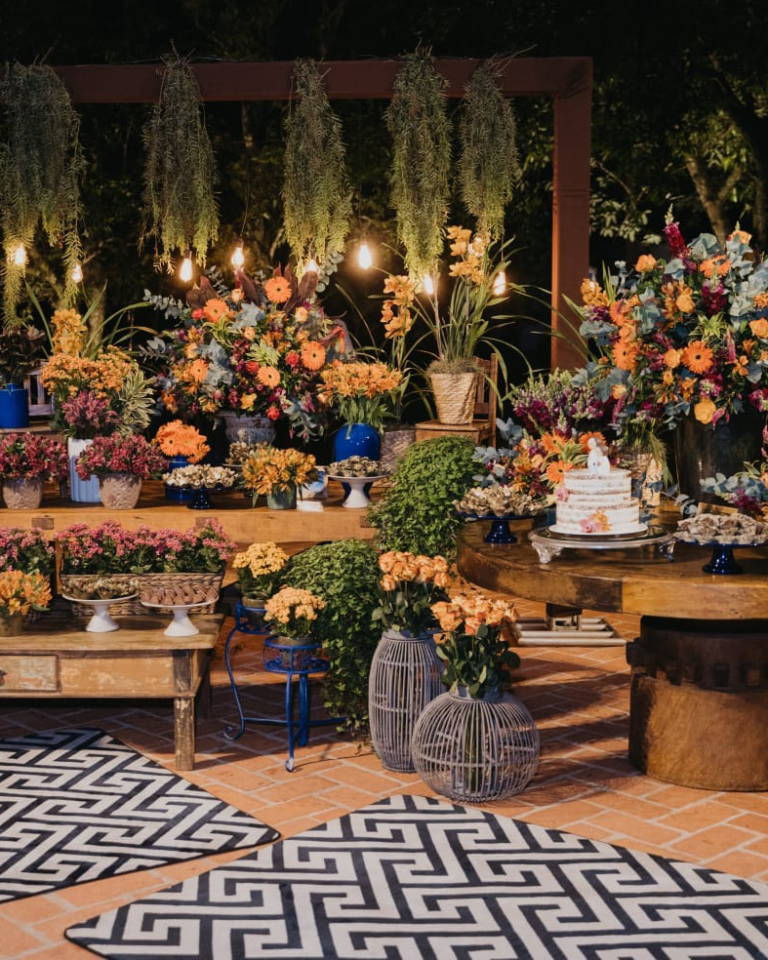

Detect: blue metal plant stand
[223,601,343,771]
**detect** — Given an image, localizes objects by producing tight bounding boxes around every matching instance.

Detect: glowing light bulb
[71,262,83,283]
[179,256,194,282]
[12,244,27,268]
[358,241,372,270]
[231,244,245,269]
[493,270,506,296]
[306,257,319,274]
[422,274,435,297]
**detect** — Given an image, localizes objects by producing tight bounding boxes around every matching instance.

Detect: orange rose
[750,318,768,339]
[675,289,695,314]
[694,398,716,424]
[634,254,657,273]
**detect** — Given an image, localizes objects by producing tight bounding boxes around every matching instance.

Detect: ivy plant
[142,54,219,272]
[280,539,380,737]
[368,436,476,557]
[0,62,85,320]
[385,50,451,278]
[437,624,520,700]
[282,59,352,290]
[459,60,521,240]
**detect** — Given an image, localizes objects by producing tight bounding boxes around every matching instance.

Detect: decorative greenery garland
[459,60,521,240]
[386,50,451,278]
[142,55,219,272]
[282,59,351,290]
[0,63,85,322]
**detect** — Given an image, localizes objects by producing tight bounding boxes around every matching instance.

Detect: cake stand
[457,511,542,545]
[327,474,387,509]
[61,593,138,633]
[170,482,235,510]
[529,526,674,563]
[140,599,213,636]
[673,537,768,575]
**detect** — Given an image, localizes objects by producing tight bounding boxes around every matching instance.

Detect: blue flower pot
[333,424,381,463]
[0,384,29,430]
[165,455,194,502]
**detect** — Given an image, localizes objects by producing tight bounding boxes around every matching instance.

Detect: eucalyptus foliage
[459,61,520,240]
[368,436,476,557]
[0,63,85,321]
[142,55,219,271]
[385,51,451,278]
[282,59,351,288]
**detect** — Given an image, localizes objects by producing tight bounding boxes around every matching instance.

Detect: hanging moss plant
[385,50,451,278]
[459,60,521,240]
[282,59,352,289]
[0,62,85,321]
[142,55,219,272]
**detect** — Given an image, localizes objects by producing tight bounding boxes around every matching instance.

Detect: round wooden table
[458,522,768,790]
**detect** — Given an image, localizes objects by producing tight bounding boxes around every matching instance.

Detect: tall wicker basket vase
[429,372,478,425]
[368,629,443,772]
[412,686,540,802]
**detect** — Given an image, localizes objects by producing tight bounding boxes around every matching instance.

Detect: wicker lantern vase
[368,629,443,772]
[411,687,540,802]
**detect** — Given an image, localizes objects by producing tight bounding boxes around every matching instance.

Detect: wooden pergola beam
[39,57,593,369]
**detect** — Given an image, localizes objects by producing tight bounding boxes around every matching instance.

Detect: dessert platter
[139,583,219,636]
[61,577,142,633]
[674,512,768,575]
[455,486,546,544]
[326,456,387,509]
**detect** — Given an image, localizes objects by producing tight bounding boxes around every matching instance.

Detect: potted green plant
[411,592,539,802]
[232,542,289,629]
[0,433,68,509]
[75,435,168,509]
[368,550,450,771]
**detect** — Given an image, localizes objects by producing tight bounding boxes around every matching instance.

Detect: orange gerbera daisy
[188,359,210,382]
[613,340,639,372]
[546,460,573,486]
[264,276,292,304]
[540,432,567,455]
[301,341,326,371]
[681,340,714,374]
[257,366,281,388]
[203,298,230,322]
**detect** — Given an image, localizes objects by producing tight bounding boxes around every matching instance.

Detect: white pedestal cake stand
[140,600,213,637]
[327,474,387,509]
[61,594,138,633]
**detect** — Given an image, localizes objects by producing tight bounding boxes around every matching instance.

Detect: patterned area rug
[67,793,768,959]
[0,728,278,903]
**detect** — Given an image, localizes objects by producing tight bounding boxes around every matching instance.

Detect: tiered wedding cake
[551,440,646,536]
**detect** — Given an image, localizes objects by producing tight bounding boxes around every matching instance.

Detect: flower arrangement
[161,464,236,488]
[75,435,168,480]
[51,307,88,356]
[241,446,318,501]
[232,542,289,599]
[372,551,450,635]
[576,222,768,433]
[154,420,210,463]
[264,586,326,640]
[431,593,519,699]
[0,570,51,619]
[57,519,236,575]
[506,369,614,438]
[40,347,154,438]
[0,324,47,385]
[319,361,403,431]
[145,268,346,440]
[0,528,55,575]
[0,433,68,482]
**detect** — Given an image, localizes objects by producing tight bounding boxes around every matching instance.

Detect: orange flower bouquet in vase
[154,420,211,503]
[241,445,318,510]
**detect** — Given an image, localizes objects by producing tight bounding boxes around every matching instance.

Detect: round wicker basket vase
[379,426,415,475]
[2,477,43,510]
[368,629,443,772]
[99,473,142,510]
[411,687,540,802]
[429,372,478,425]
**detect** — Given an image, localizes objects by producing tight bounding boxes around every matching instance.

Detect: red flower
[245,361,259,376]
[267,405,281,421]
[285,351,301,368]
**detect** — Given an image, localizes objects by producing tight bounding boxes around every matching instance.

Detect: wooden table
[458,523,768,790]
[0,613,222,771]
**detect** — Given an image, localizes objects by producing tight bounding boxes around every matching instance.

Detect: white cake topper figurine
[586,437,611,475]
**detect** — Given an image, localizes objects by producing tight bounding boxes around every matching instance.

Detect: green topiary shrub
[280,539,379,737]
[368,436,476,557]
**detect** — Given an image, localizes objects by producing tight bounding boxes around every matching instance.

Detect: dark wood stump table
[458,523,768,791]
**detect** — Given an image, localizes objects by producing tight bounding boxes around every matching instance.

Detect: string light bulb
[358,241,372,270]
[179,255,194,283]
[493,270,506,296]
[422,274,435,297]
[71,262,83,283]
[306,256,319,274]
[12,244,27,268]
[230,244,245,270]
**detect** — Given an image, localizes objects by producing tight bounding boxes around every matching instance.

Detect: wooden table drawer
[0,655,59,692]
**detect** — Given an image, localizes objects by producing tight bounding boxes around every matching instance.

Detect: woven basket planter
[60,570,223,617]
[2,478,43,510]
[379,426,415,475]
[429,372,478,425]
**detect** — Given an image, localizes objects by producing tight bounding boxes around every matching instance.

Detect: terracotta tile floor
[3,596,768,958]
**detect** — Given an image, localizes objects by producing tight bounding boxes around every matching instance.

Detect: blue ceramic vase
[0,383,29,430]
[165,455,194,502]
[333,424,381,463]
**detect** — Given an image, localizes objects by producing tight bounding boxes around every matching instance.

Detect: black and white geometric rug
[66,793,768,959]
[0,728,278,903]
